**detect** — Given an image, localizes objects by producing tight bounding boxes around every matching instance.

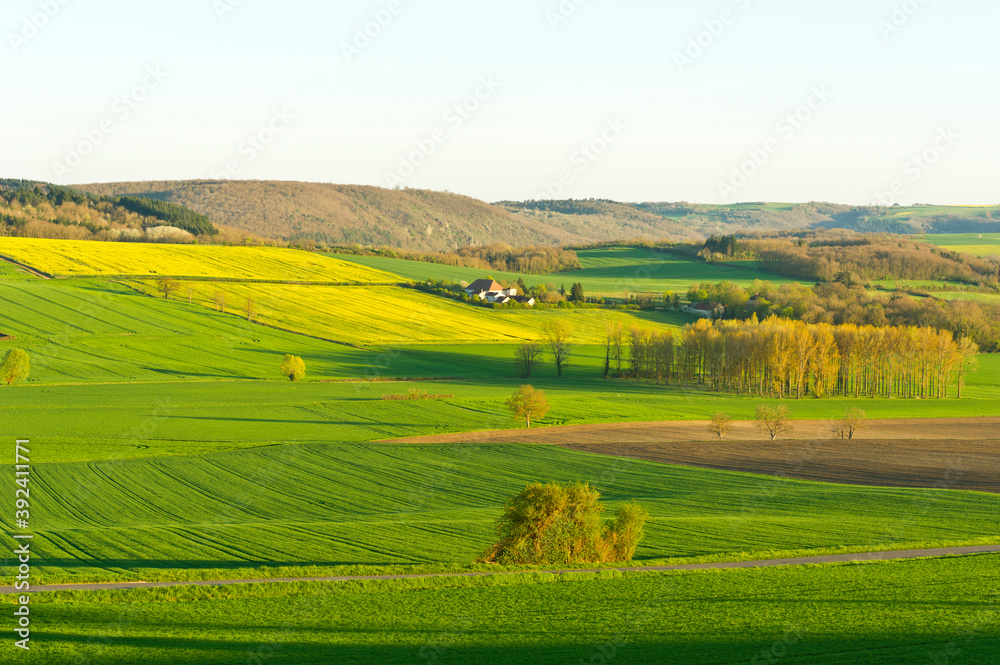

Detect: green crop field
[0,237,401,282]
[3,555,998,664]
[333,247,799,298]
[4,442,999,585]
[3,237,1000,663]
[924,233,1000,257]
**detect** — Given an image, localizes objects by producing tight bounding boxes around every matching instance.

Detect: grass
[0,257,38,280]
[0,279,376,384]
[333,246,799,298]
[5,363,1000,457]
[0,237,401,282]
[4,555,999,664]
[3,238,1000,660]
[3,441,998,584]
[923,233,1000,257]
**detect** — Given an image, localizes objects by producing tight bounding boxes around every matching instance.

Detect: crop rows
[5,442,998,584]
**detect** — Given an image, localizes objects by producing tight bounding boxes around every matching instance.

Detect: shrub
[280,355,306,382]
[479,482,648,565]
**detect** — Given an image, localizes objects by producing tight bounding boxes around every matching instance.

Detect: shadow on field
[32,632,1000,665]
[143,368,239,379]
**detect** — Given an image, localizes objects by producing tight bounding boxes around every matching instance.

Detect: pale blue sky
[1,0,996,204]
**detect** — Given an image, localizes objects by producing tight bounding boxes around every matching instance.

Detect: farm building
[465,278,519,303]
[685,302,724,319]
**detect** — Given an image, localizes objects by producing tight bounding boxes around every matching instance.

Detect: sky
[1,0,997,205]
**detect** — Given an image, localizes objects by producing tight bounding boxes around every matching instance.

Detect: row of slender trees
[603,316,979,399]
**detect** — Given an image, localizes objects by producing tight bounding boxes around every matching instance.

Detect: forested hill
[74,180,711,250]
[499,200,1000,238]
[74,180,605,252]
[71,180,1000,252]
[0,179,219,241]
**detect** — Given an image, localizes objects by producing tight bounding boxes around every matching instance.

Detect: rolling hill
[70,180,1000,253]
[74,180,600,251]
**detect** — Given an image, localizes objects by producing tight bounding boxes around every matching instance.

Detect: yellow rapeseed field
[0,238,400,283]
[133,281,684,346]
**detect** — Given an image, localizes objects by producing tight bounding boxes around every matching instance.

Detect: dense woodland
[696,232,1000,284]
[605,317,979,399]
[685,280,1000,352]
[0,181,222,242]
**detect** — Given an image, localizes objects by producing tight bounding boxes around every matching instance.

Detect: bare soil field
[387,418,1000,493]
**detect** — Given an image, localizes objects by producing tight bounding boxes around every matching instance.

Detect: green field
[4,555,998,664]
[924,233,1000,257]
[333,247,799,298]
[6,441,1000,586]
[3,239,1000,663]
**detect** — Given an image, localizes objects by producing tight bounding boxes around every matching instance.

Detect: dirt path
[5,545,998,595]
[383,417,1000,445]
[0,254,50,279]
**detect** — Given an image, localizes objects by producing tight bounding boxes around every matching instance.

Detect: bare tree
[213,291,227,312]
[709,413,732,441]
[156,276,178,300]
[545,321,573,379]
[954,337,979,399]
[755,404,792,441]
[833,407,867,440]
[187,287,194,304]
[611,322,624,378]
[516,342,543,379]
[245,296,257,323]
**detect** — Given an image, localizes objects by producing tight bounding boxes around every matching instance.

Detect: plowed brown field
[386,418,1000,493]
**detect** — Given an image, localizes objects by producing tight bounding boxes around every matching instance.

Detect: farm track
[0,254,50,278]
[5,545,999,595]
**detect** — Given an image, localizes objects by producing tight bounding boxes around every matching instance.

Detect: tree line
[331,243,581,275]
[698,232,1000,285]
[598,317,978,399]
[686,279,1000,352]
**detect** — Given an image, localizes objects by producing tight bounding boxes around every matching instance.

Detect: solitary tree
[603,322,616,379]
[755,404,792,441]
[187,287,195,304]
[245,296,257,323]
[213,290,227,312]
[834,407,867,440]
[156,276,178,300]
[1,349,30,386]
[954,337,979,399]
[515,342,543,379]
[709,412,733,440]
[479,481,648,565]
[546,321,573,379]
[280,354,306,382]
[506,385,550,428]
